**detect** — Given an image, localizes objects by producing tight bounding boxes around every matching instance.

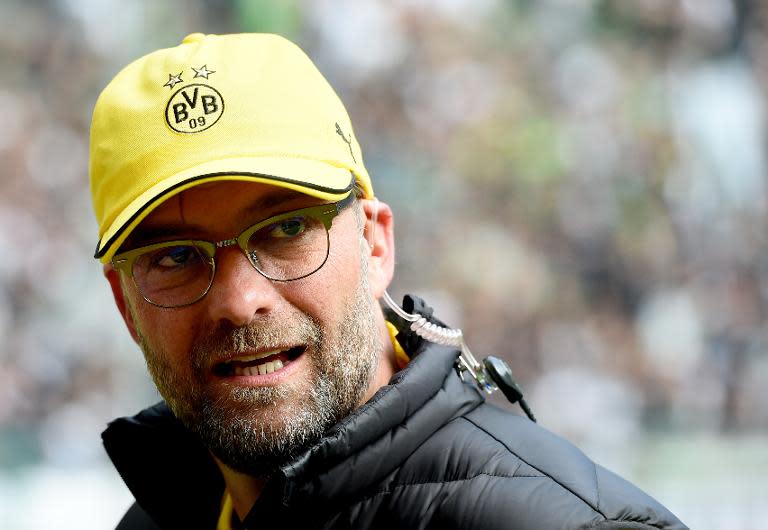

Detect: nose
[204,246,280,327]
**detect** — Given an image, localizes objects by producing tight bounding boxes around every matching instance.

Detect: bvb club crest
[163,65,224,134]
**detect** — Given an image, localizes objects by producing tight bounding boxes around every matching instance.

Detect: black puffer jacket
[103,338,687,529]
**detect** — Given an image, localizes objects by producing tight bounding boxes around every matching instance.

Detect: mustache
[190,314,323,371]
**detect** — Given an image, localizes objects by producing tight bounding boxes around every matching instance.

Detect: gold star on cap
[192,65,216,79]
[163,72,183,89]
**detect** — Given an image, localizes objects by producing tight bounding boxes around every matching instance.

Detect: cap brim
[95,156,356,263]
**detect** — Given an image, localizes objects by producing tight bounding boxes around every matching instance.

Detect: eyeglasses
[112,193,355,308]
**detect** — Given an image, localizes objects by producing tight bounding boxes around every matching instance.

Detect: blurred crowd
[1,0,767,511]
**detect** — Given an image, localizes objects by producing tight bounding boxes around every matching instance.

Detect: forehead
[131,181,321,242]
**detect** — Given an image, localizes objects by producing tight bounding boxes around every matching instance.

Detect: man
[91,33,687,529]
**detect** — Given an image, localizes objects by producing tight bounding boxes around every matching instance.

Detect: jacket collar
[102,401,224,529]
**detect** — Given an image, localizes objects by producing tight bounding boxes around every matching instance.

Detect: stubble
[135,270,382,477]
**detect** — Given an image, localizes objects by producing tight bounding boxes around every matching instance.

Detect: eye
[269,217,306,238]
[154,246,198,268]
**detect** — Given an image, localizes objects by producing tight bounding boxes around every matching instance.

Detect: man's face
[109,181,388,476]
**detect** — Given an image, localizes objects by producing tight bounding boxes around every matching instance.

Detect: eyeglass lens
[245,214,329,280]
[133,245,214,307]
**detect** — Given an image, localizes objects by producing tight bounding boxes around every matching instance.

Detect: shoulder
[115,502,162,530]
[368,402,687,530]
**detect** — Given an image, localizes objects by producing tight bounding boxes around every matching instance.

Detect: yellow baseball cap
[90,33,373,263]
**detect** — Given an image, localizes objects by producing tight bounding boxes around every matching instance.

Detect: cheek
[286,231,365,317]
[131,298,200,362]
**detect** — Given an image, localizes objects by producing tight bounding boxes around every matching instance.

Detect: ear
[360,199,395,299]
[104,264,140,344]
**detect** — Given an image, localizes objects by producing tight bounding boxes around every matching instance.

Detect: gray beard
[136,273,382,477]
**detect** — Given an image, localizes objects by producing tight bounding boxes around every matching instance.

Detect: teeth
[230,359,287,377]
[226,350,281,364]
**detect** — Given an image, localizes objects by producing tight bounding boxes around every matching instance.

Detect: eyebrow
[240,189,313,219]
[126,189,317,246]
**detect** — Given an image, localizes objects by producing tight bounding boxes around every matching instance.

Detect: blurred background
[1,0,767,528]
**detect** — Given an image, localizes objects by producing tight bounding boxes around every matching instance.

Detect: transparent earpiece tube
[381,290,490,390]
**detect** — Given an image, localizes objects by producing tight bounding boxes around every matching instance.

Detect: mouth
[212,346,306,378]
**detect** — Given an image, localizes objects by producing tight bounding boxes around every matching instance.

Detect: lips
[213,346,305,377]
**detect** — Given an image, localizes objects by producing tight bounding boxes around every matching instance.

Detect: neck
[362,314,398,401]
[213,456,267,521]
